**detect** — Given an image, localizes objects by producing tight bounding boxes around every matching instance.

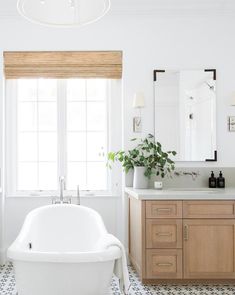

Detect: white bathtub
[8,204,121,295]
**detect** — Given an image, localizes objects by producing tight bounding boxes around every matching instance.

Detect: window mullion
[36,80,39,190]
[85,80,88,189]
[57,80,67,188]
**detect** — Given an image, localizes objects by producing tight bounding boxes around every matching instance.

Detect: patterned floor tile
[0,263,235,295]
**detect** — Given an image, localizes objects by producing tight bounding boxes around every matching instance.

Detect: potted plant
[108,134,176,189]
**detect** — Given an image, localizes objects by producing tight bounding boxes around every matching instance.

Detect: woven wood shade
[3,51,122,79]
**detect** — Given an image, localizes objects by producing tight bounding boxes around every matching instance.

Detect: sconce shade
[17,0,110,27]
[133,92,145,108]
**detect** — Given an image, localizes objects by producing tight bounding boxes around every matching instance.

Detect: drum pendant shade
[17,0,111,27]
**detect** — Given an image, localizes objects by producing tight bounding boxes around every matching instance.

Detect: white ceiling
[1,0,235,18]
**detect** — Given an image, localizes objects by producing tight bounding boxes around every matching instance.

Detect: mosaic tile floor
[1,262,235,295]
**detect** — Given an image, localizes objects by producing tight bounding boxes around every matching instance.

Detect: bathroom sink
[166,188,219,193]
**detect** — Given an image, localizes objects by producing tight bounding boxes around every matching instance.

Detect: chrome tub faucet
[59,176,66,203]
[52,177,80,205]
[52,176,71,204]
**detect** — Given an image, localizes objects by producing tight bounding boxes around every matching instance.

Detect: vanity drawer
[183,201,235,219]
[146,219,182,249]
[146,249,182,279]
[146,201,182,219]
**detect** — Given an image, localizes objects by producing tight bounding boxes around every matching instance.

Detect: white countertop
[125,187,235,200]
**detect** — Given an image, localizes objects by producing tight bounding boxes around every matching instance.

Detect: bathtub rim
[20,204,107,223]
[8,246,121,263]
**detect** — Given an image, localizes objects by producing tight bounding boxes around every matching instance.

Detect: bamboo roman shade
[3,51,122,79]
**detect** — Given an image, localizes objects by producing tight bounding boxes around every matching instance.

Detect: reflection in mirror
[154,69,217,162]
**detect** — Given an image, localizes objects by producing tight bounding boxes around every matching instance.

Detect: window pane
[38,79,57,101]
[67,132,86,161]
[87,102,105,131]
[38,102,57,131]
[39,132,57,161]
[18,102,37,131]
[87,162,107,190]
[87,79,106,101]
[18,163,37,190]
[18,79,37,101]
[66,79,108,191]
[67,79,86,101]
[87,132,106,161]
[67,162,86,190]
[67,102,86,131]
[16,78,58,192]
[18,133,37,162]
[39,163,57,190]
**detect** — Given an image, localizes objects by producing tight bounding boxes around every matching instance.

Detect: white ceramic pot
[133,166,149,189]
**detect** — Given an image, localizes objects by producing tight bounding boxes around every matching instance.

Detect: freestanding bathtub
[7,204,122,295]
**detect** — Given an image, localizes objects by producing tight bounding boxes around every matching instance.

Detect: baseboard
[0,248,7,265]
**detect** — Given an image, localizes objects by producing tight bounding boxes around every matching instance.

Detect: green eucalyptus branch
[107,134,176,179]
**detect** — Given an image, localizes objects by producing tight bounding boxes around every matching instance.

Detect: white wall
[1,14,235,261]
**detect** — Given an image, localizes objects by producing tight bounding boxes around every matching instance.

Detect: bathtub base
[14,260,115,295]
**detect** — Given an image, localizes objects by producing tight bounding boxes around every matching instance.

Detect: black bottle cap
[219,171,223,177]
[211,171,214,177]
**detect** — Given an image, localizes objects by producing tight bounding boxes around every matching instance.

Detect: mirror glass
[154,69,216,161]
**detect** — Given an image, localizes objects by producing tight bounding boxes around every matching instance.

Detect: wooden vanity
[127,188,235,283]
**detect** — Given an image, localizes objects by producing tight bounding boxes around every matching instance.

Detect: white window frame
[5,79,122,197]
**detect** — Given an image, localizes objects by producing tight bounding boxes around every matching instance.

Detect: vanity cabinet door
[183,219,235,279]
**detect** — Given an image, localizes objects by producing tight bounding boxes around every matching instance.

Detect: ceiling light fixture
[17,0,111,27]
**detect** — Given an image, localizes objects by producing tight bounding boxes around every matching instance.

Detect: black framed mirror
[154,69,217,162]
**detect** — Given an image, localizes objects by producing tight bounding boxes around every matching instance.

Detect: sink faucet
[59,176,66,203]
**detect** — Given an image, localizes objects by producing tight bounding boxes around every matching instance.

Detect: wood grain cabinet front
[128,197,235,283]
[183,219,235,279]
[146,201,182,219]
[146,249,182,279]
[183,201,235,219]
[146,219,182,249]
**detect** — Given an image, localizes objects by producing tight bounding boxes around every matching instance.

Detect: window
[6,78,111,195]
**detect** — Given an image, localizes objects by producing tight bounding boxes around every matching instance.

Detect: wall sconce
[228,116,235,131]
[133,92,145,133]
